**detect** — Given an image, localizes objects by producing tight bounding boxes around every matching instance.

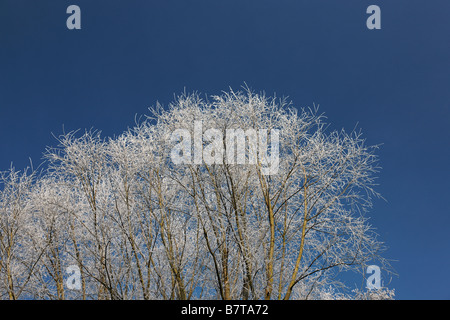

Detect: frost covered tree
[0,88,394,299]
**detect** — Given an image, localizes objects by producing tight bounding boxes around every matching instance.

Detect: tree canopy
[0,88,394,300]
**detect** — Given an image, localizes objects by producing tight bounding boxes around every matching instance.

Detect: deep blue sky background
[1,0,449,299]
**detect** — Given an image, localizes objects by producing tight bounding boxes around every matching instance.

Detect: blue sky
[1,0,449,299]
